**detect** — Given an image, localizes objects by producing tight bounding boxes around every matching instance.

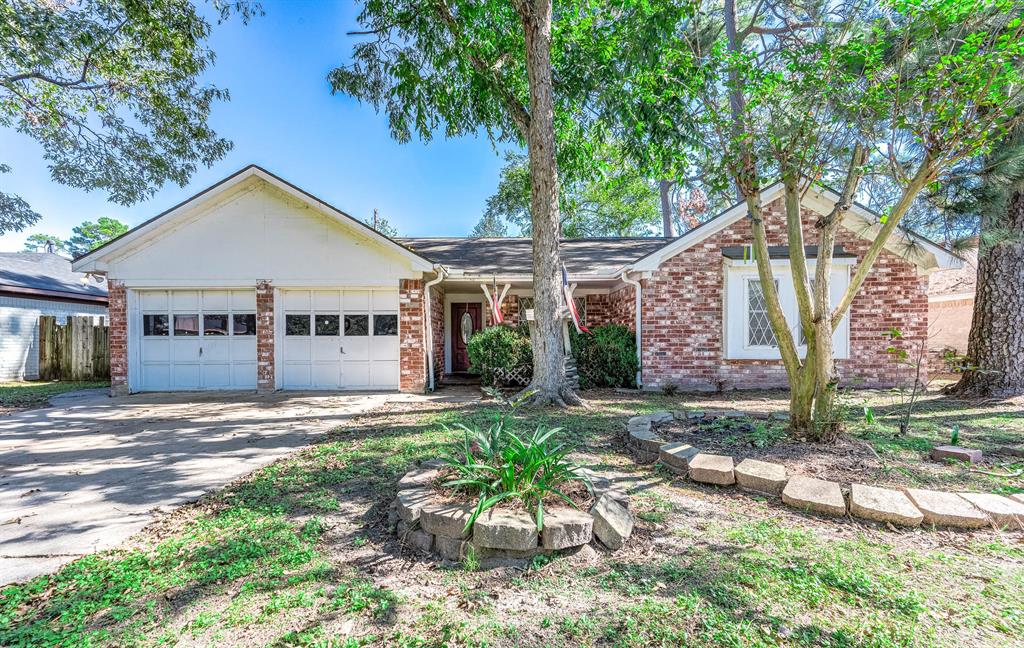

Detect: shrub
[570,324,638,389]
[466,324,532,386]
[441,394,591,532]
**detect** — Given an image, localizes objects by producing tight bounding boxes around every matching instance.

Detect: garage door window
[373,314,398,336]
[174,314,199,336]
[286,314,310,336]
[344,314,369,336]
[143,314,169,336]
[232,313,256,335]
[203,314,229,336]
[315,314,340,336]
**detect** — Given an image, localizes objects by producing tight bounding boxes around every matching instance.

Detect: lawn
[0,380,110,413]
[1,388,1021,647]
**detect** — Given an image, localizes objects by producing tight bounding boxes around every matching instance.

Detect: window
[203,314,229,336]
[143,314,169,336]
[746,280,778,347]
[232,314,257,336]
[286,314,311,336]
[174,314,199,336]
[315,314,340,336]
[344,314,369,336]
[373,314,398,336]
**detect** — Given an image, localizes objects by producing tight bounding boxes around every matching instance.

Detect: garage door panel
[372,290,398,311]
[343,337,369,361]
[202,364,231,388]
[141,339,170,362]
[141,291,168,311]
[284,290,310,310]
[371,361,398,387]
[371,337,399,361]
[312,336,340,357]
[230,338,256,361]
[312,363,341,387]
[202,291,229,310]
[170,291,200,311]
[232,363,257,388]
[231,290,256,311]
[172,364,200,389]
[343,362,370,388]
[142,364,170,390]
[313,291,340,311]
[171,339,201,362]
[201,338,231,362]
[283,363,311,387]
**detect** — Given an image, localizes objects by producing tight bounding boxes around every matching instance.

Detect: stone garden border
[627,411,1024,531]
[389,460,636,568]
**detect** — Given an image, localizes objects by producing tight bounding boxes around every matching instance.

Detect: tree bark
[659,179,675,237]
[516,0,579,406]
[949,188,1024,397]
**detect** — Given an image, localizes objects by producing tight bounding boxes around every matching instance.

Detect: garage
[138,290,257,391]
[280,288,399,390]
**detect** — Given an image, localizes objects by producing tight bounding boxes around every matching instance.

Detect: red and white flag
[482,277,504,324]
[562,264,590,334]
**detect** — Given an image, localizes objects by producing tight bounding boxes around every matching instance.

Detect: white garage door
[138,290,258,391]
[281,289,399,390]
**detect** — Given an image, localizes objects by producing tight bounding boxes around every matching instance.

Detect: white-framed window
[724,260,851,360]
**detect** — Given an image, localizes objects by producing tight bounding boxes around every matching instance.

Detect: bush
[466,324,532,386]
[570,324,638,388]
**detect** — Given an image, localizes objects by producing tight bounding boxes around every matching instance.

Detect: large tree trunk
[517,0,579,406]
[949,188,1024,397]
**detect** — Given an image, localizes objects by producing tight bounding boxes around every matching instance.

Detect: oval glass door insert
[460,311,474,343]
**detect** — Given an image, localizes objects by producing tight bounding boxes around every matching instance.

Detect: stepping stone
[1010,493,1024,505]
[930,446,983,464]
[647,411,674,424]
[579,470,630,509]
[997,445,1024,458]
[396,521,434,553]
[688,453,735,486]
[958,493,1024,530]
[629,428,666,453]
[541,507,593,550]
[398,467,440,490]
[473,510,538,551]
[591,494,634,550]
[419,503,474,539]
[735,459,787,495]
[782,476,846,516]
[396,488,433,522]
[849,484,923,527]
[904,489,988,529]
[659,442,699,473]
[434,534,468,561]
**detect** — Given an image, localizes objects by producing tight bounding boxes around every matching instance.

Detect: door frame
[442,292,488,374]
[449,302,482,373]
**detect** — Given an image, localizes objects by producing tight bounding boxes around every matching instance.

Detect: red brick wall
[400,279,426,392]
[256,281,275,392]
[108,280,128,396]
[428,282,445,386]
[585,294,611,327]
[640,198,929,390]
[609,285,636,331]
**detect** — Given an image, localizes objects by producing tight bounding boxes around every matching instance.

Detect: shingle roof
[0,253,108,300]
[396,237,674,276]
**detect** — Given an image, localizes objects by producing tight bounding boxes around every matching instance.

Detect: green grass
[1,393,1021,647]
[0,380,109,410]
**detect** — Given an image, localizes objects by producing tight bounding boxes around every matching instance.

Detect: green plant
[466,325,532,386]
[569,324,638,388]
[441,404,591,533]
[661,384,678,396]
[950,424,960,446]
[462,545,480,571]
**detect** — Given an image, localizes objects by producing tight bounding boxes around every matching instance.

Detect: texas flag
[562,264,590,334]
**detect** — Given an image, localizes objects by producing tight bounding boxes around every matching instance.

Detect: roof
[72,165,435,274]
[0,253,109,303]
[929,246,977,297]
[397,237,673,277]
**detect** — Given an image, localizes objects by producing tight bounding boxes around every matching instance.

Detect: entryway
[450,302,481,372]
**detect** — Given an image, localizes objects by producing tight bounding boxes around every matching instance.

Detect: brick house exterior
[73,166,958,396]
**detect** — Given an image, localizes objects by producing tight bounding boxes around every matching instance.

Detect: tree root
[516,382,586,408]
[969,465,1024,478]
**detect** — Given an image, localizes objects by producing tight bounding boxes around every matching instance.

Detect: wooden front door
[450,302,481,372]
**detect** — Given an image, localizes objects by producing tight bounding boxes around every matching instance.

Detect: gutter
[424,265,448,391]
[620,270,643,388]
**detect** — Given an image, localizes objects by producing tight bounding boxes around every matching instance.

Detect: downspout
[620,269,643,388]
[424,265,448,391]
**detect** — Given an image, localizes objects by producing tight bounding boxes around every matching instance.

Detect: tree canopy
[0,0,258,235]
[23,216,128,257]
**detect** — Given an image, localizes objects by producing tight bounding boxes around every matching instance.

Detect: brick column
[399,278,426,392]
[256,281,275,392]
[107,280,129,396]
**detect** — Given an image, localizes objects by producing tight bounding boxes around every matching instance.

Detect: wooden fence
[38,316,110,381]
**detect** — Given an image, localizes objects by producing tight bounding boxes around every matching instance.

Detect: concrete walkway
[0,390,430,585]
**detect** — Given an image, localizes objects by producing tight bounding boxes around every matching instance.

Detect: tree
[65,217,129,257]
[474,148,663,237]
[0,0,258,235]
[332,0,603,405]
[606,0,1024,439]
[945,123,1024,397]
[23,233,67,254]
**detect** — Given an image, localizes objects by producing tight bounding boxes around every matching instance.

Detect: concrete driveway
[0,389,422,585]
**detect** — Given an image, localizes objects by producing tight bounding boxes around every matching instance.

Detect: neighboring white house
[0,253,108,381]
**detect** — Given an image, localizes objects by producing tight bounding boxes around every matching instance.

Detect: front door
[451,302,481,372]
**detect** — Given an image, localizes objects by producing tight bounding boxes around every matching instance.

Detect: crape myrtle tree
[0,0,259,235]
[331,0,615,405]
[606,0,1024,440]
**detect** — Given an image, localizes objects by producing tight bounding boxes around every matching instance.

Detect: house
[71,165,960,395]
[927,243,977,374]
[1,253,109,381]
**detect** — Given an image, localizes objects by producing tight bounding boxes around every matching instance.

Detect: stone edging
[389,460,637,568]
[627,411,1024,531]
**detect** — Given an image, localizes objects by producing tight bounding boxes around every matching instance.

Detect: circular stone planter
[389,460,635,568]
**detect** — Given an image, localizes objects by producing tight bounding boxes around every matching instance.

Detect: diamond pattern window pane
[747,280,778,347]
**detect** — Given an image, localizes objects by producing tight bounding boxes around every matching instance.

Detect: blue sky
[0,2,509,252]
